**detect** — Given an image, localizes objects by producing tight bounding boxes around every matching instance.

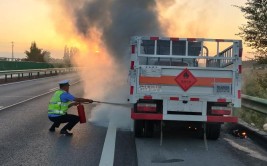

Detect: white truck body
[128,36,242,138]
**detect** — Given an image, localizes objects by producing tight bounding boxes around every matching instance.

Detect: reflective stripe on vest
[48,90,70,115]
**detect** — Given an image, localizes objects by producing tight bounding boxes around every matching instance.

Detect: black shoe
[60,130,73,136]
[49,127,55,132]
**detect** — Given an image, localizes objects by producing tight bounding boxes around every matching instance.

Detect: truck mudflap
[131,112,238,123]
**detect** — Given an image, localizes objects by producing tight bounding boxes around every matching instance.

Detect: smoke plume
[46,0,216,129]
[51,0,164,129]
[63,0,163,62]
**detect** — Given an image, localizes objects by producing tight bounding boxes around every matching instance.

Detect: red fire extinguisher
[77,103,86,123]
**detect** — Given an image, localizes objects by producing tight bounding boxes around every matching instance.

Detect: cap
[58,80,70,86]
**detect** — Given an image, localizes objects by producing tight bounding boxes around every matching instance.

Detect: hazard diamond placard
[175,68,197,91]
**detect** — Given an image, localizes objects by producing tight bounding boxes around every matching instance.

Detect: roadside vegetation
[240,68,267,130]
[236,0,267,130]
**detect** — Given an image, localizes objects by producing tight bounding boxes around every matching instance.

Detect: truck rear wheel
[144,121,154,137]
[134,120,144,138]
[134,120,154,138]
[206,123,221,140]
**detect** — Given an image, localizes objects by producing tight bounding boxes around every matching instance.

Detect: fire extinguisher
[77,103,86,123]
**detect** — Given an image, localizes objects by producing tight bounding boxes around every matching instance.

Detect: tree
[63,45,79,67]
[236,0,267,63]
[25,42,51,62]
[63,45,71,66]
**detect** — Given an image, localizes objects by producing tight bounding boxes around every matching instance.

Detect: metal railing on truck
[134,37,242,69]
[0,68,77,82]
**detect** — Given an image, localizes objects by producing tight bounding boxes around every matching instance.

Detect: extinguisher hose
[89,100,132,107]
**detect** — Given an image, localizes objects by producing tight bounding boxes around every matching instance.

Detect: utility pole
[11,41,14,61]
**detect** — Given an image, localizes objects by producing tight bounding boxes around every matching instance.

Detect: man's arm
[60,93,93,107]
[74,98,93,103]
[68,101,79,108]
[67,98,93,108]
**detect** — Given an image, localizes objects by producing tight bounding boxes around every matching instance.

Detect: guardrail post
[50,71,52,75]
[28,73,30,78]
[11,74,12,79]
[37,72,40,77]
[5,74,7,82]
[22,73,23,78]
[18,73,20,79]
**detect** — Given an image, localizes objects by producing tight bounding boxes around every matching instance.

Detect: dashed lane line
[99,122,117,166]
[0,80,81,111]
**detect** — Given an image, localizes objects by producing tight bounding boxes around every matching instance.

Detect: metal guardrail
[241,94,267,115]
[0,68,77,82]
[0,57,22,61]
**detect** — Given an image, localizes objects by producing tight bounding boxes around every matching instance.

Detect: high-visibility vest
[48,90,71,115]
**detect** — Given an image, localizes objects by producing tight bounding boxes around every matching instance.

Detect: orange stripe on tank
[139,76,232,87]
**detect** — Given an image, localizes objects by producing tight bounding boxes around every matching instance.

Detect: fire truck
[128,36,242,140]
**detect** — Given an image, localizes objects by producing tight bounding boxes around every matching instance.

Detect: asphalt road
[136,125,267,166]
[0,73,266,166]
[0,73,80,108]
[0,73,137,166]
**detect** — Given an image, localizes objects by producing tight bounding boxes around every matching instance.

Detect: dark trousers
[49,114,80,131]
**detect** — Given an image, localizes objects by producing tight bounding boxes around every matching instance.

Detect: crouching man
[48,80,93,136]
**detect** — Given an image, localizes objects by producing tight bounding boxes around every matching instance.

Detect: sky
[0,0,251,60]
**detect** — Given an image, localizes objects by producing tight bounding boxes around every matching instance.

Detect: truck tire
[206,123,221,140]
[144,121,154,137]
[134,120,154,138]
[134,120,144,138]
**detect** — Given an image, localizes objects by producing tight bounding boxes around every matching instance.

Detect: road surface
[0,73,266,166]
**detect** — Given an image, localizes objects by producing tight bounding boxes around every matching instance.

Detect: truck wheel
[134,120,144,138]
[206,123,221,140]
[144,121,154,137]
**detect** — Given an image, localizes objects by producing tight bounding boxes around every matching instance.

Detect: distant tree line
[24,42,79,68]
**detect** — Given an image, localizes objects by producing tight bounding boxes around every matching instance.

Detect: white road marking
[0,80,81,111]
[49,88,58,92]
[0,91,55,111]
[224,138,267,161]
[99,122,117,166]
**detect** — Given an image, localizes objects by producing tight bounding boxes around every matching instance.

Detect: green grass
[239,108,267,130]
[241,68,267,130]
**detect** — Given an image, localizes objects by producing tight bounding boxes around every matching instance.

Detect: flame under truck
[128,36,242,140]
